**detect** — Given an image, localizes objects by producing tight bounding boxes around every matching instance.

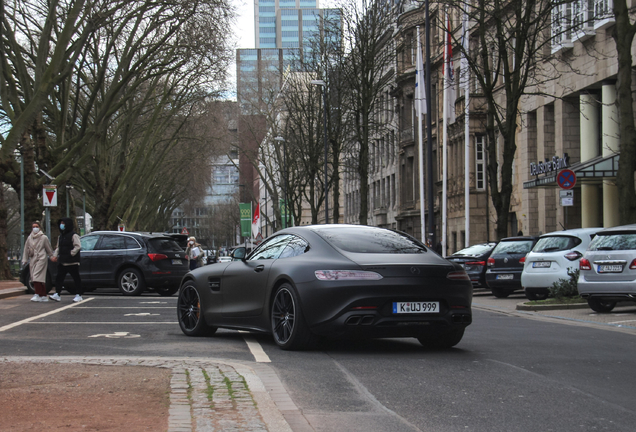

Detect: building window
[475,135,486,190]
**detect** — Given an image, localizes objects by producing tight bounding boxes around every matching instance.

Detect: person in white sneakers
[50,217,84,302]
[22,221,54,302]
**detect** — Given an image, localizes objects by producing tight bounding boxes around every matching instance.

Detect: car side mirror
[232,247,246,261]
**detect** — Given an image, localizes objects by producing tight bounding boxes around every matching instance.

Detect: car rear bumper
[485,272,522,289]
[577,279,636,297]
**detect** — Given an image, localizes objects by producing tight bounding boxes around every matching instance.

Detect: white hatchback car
[521,227,602,300]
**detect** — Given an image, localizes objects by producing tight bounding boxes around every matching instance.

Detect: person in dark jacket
[50,217,84,302]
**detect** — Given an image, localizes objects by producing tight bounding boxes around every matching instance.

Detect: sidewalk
[0,279,26,299]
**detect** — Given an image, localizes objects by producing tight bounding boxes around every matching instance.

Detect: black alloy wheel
[155,286,179,297]
[271,283,315,350]
[177,282,217,336]
[587,298,617,313]
[118,268,146,296]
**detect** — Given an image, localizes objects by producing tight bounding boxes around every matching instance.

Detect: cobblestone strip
[169,367,193,432]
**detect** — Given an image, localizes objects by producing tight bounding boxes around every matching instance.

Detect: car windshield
[451,243,495,257]
[491,240,534,255]
[148,238,183,253]
[588,233,636,251]
[533,236,581,253]
[315,227,427,254]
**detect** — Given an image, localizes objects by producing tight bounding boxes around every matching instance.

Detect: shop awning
[523,153,619,189]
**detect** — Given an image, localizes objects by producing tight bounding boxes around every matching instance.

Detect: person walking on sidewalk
[50,217,84,302]
[185,236,204,271]
[22,221,54,302]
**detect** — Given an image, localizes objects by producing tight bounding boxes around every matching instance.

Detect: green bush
[548,268,580,299]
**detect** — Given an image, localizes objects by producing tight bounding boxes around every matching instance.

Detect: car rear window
[588,233,636,251]
[533,236,581,253]
[148,238,183,253]
[315,227,426,254]
[451,243,495,257]
[491,240,534,255]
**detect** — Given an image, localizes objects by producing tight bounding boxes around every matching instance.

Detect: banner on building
[239,203,252,237]
[252,203,261,239]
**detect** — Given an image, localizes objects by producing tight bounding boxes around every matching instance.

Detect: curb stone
[0,356,294,432]
[516,302,589,311]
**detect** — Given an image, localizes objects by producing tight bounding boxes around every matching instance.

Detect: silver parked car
[522,228,602,300]
[578,224,636,312]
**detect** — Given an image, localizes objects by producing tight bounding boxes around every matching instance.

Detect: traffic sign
[43,185,57,207]
[181,227,189,235]
[557,169,576,190]
[118,224,125,232]
[559,190,573,198]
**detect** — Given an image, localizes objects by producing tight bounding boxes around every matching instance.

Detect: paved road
[2,290,636,431]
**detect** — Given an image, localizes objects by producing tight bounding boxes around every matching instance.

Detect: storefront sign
[530,153,570,176]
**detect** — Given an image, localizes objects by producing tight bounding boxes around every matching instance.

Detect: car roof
[85,231,172,239]
[595,224,636,235]
[498,236,540,242]
[539,227,603,238]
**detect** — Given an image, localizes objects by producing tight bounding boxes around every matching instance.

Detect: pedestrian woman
[50,217,84,302]
[185,236,204,271]
[22,221,54,302]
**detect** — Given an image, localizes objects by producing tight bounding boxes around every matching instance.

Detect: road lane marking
[75,307,173,309]
[124,313,160,316]
[88,331,141,338]
[0,297,95,332]
[240,331,271,363]
[25,322,177,324]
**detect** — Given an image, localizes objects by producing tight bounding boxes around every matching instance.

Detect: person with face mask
[22,221,54,302]
[50,217,84,302]
[185,236,204,271]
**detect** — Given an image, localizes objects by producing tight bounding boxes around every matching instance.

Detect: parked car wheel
[587,298,617,313]
[271,283,316,350]
[22,268,54,294]
[155,286,179,297]
[177,282,217,336]
[491,288,511,298]
[418,328,465,349]
[525,291,549,301]
[118,268,146,296]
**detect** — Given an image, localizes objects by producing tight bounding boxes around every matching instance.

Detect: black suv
[21,231,188,296]
[485,236,540,298]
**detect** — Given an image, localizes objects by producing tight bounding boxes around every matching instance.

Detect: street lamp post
[274,136,287,228]
[310,79,328,224]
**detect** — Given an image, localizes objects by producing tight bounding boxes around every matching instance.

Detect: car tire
[418,328,465,349]
[587,298,617,313]
[118,268,146,296]
[23,270,35,295]
[491,288,510,298]
[177,282,218,336]
[155,286,179,297]
[525,291,548,301]
[271,283,316,350]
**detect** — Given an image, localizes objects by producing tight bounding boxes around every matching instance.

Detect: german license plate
[533,262,551,268]
[497,274,514,280]
[598,265,622,273]
[393,302,439,314]
[172,259,183,265]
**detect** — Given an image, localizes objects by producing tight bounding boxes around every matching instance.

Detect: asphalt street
[1,290,636,432]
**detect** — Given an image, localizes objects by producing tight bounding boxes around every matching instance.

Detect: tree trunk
[0,168,14,280]
[358,112,370,225]
[612,0,636,225]
[331,138,340,224]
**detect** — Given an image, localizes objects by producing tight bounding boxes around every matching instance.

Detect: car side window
[125,236,141,250]
[96,235,126,250]
[249,235,293,260]
[80,236,99,251]
[278,236,309,259]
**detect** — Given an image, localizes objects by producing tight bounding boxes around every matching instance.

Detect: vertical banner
[239,203,252,237]
[280,199,290,229]
[252,203,261,239]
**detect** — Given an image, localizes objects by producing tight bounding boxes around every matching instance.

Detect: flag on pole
[460,14,470,95]
[415,26,427,118]
[251,203,260,238]
[445,14,456,124]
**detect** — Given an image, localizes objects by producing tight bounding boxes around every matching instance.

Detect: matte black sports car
[177,225,473,350]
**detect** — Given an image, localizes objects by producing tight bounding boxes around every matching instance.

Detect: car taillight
[465,261,485,266]
[579,258,592,271]
[630,259,636,270]
[447,271,470,281]
[148,253,168,262]
[564,251,583,261]
[315,270,383,281]
[519,256,526,264]
[487,257,495,267]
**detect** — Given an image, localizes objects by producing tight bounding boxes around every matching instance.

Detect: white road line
[76,307,173,309]
[240,331,271,363]
[24,322,178,324]
[0,297,95,332]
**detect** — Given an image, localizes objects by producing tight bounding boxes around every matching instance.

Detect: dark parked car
[177,224,473,350]
[21,231,188,296]
[485,236,540,298]
[447,242,497,288]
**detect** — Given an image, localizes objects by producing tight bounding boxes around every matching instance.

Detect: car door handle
[254,265,265,273]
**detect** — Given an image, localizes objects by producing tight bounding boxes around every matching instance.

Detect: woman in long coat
[22,221,54,302]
